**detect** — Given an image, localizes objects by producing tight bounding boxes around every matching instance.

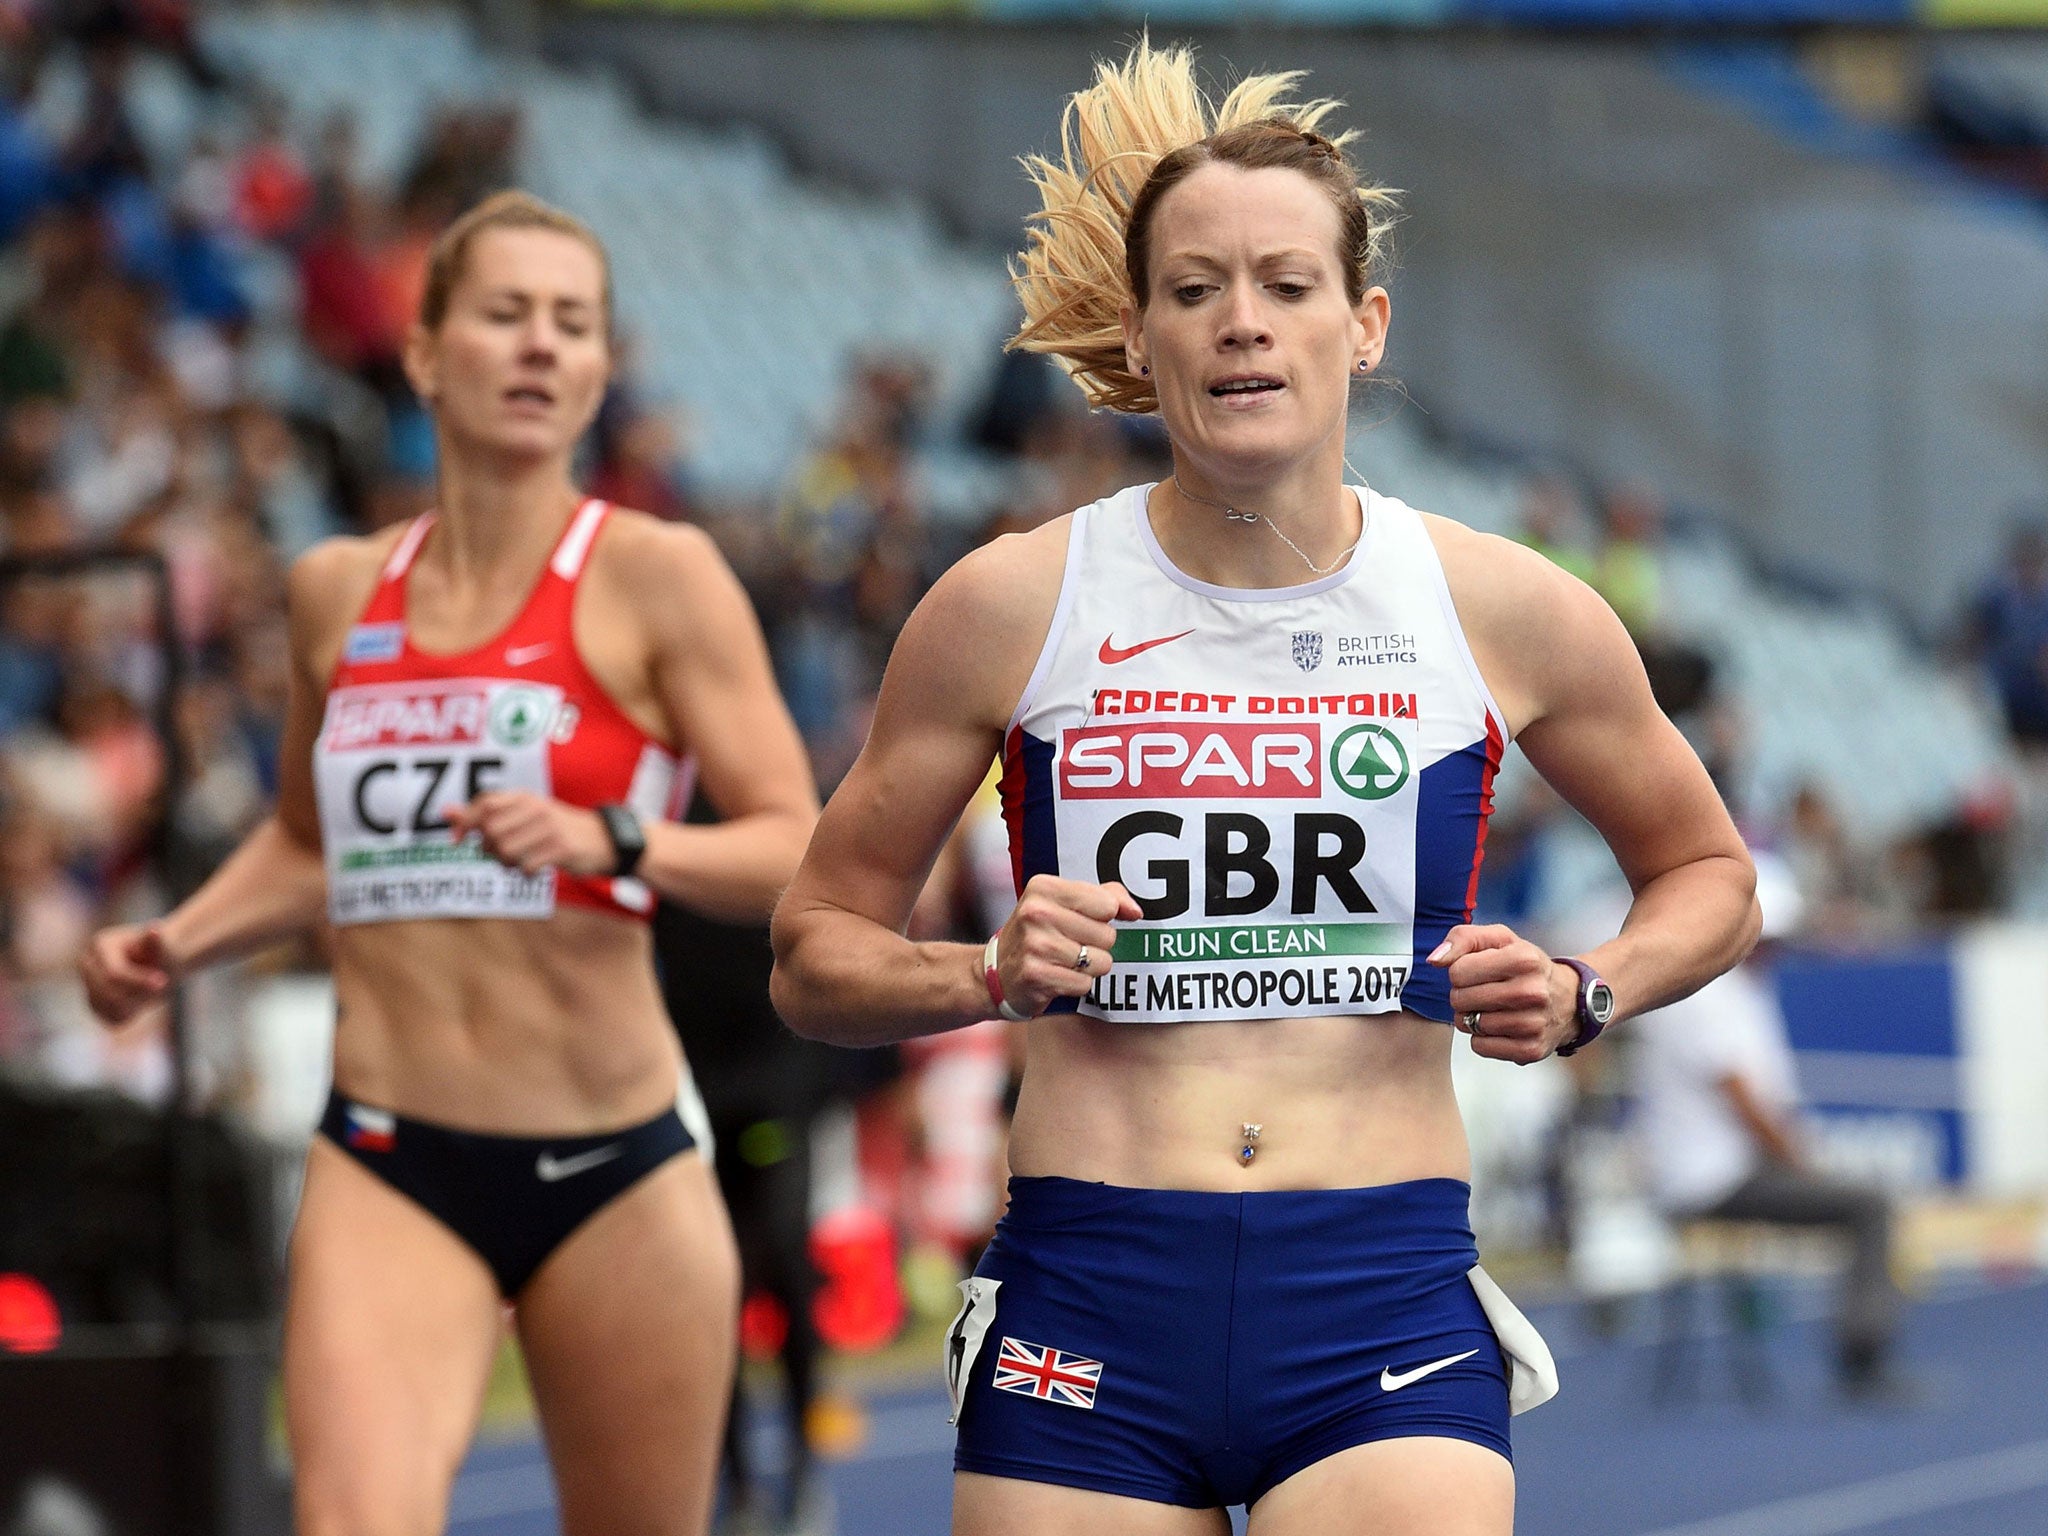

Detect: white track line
[1629,1437,2048,1536]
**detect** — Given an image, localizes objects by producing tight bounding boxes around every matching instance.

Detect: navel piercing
[1239,1122,1263,1165]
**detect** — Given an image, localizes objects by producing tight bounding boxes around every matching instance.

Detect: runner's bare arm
[773,521,1134,1046]
[1439,521,1758,1030]
[619,518,818,923]
[82,539,382,1020]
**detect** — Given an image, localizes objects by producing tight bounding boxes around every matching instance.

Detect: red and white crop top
[313,499,693,925]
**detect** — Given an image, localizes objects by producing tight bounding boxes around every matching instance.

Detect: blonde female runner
[772,45,1756,1536]
[82,191,818,1536]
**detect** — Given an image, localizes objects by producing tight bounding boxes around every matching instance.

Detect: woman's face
[406,226,611,465]
[1123,163,1387,482]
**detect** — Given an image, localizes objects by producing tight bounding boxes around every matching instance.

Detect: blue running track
[449,1276,2048,1535]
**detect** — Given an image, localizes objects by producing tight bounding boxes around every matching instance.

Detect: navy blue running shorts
[318,1089,695,1297]
[949,1175,1510,1509]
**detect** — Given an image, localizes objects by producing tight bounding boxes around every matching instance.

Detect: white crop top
[997,483,1506,1025]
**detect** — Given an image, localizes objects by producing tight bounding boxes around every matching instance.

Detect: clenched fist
[80,922,177,1025]
[982,875,1140,1020]
[1429,923,1580,1064]
[445,792,614,878]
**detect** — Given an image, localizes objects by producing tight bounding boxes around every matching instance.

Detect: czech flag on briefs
[344,1105,397,1153]
[992,1336,1102,1410]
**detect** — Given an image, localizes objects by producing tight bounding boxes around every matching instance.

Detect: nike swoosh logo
[504,642,554,667]
[1380,1349,1479,1392]
[535,1144,623,1182]
[1098,629,1195,665]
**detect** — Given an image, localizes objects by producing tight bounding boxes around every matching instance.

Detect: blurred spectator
[656,797,846,1536]
[1514,472,1594,584]
[774,357,933,752]
[590,400,698,524]
[232,95,311,243]
[0,73,58,247]
[226,402,335,561]
[169,669,265,874]
[970,347,1061,458]
[297,184,402,391]
[1781,781,1896,941]
[60,31,148,203]
[403,104,518,223]
[1921,67,2048,205]
[897,806,1010,1264]
[307,108,363,230]
[0,786,172,1103]
[1595,479,1664,640]
[1964,516,2048,746]
[1629,857,1909,1401]
[0,799,94,996]
[0,6,395,1099]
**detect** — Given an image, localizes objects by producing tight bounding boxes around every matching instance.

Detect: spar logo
[1330,723,1409,801]
[489,685,553,748]
[1060,723,1320,799]
[327,686,489,750]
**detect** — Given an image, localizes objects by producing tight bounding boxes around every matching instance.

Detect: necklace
[1169,477,1363,578]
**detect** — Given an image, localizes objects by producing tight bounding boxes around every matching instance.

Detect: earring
[1139,365,1150,377]
[1357,359,1371,373]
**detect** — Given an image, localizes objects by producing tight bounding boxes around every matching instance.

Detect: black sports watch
[1551,957,1615,1057]
[595,803,647,879]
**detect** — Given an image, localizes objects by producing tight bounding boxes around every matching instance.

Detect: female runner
[81,191,818,1536]
[772,45,1756,1536]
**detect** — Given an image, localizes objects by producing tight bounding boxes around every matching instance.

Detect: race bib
[1054,710,1419,1023]
[316,678,568,924]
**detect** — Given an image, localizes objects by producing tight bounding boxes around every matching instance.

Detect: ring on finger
[1073,946,1091,972]
[1462,1011,1483,1035]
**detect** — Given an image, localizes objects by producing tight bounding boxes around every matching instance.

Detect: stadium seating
[204,10,1014,500]
[198,8,2015,850]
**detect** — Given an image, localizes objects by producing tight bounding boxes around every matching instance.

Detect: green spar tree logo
[489,686,552,748]
[1330,723,1410,800]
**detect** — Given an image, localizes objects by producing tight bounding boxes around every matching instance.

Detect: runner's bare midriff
[1006,1011,1469,1191]
[327,906,681,1135]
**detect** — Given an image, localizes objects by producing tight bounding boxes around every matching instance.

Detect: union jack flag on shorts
[992,1336,1102,1409]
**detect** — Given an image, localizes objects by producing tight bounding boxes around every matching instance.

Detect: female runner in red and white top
[81,191,818,1536]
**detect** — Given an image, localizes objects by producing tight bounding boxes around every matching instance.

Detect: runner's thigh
[954,1472,1233,1536]
[286,1139,506,1536]
[515,1151,740,1536]
[1247,1436,1514,1536]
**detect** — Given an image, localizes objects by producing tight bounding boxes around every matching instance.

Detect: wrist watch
[1551,957,1615,1057]
[595,803,647,879]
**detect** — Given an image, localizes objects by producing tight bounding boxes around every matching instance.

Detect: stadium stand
[2,5,2027,1116]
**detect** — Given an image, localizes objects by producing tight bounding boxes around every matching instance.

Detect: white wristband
[982,934,1030,1023]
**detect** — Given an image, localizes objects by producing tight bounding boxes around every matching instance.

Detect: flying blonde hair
[1010,40,1397,415]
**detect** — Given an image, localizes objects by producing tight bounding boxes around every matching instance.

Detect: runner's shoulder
[879,514,1072,729]
[587,504,717,569]
[583,507,735,616]
[1420,513,1593,647]
[913,513,1073,648]
[286,527,409,658]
